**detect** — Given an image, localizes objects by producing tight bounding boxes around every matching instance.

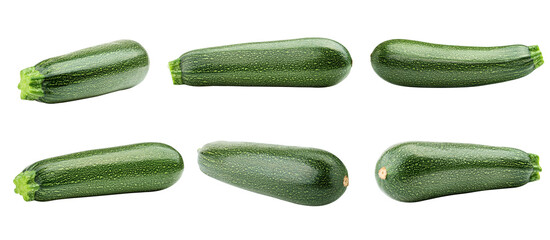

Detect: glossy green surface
[14,142,183,201]
[371,39,543,87]
[375,142,541,202]
[19,39,149,103]
[198,141,349,206]
[170,38,352,87]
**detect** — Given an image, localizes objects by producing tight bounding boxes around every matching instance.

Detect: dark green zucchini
[14,142,183,201]
[371,39,544,87]
[169,38,352,87]
[375,142,542,202]
[18,39,149,103]
[198,141,349,206]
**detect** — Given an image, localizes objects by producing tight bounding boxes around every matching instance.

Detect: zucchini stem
[529,45,544,69]
[13,171,39,201]
[168,59,183,85]
[529,153,542,182]
[18,67,45,101]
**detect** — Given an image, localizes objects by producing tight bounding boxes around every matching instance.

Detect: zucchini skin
[169,38,352,87]
[375,142,541,202]
[18,40,149,103]
[14,142,183,201]
[370,39,544,87]
[198,141,349,206]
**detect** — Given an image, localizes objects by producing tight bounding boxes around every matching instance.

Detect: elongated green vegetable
[18,39,149,103]
[198,141,349,206]
[375,142,541,202]
[371,39,544,87]
[169,38,352,87]
[14,142,183,201]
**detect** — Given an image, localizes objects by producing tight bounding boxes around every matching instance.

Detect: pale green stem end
[529,153,541,182]
[168,59,183,85]
[14,171,39,201]
[529,45,544,69]
[18,67,45,101]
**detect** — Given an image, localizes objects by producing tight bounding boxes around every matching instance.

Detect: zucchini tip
[13,171,39,201]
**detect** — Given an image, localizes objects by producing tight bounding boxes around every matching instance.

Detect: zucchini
[18,39,149,103]
[169,38,352,87]
[14,142,183,201]
[375,142,542,202]
[370,39,544,87]
[198,141,349,206]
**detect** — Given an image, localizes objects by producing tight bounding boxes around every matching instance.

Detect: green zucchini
[18,39,149,103]
[14,142,183,201]
[375,142,542,202]
[370,39,544,87]
[198,141,349,206]
[169,38,352,87]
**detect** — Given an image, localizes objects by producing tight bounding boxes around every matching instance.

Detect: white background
[1,0,548,239]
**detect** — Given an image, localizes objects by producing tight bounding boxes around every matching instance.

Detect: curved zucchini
[371,39,544,87]
[169,38,352,87]
[18,39,149,103]
[14,142,183,201]
[375,142,541,202]
[198,141,349,206]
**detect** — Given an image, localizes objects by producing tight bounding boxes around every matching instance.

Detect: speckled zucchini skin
[375,142,541,202]
[14,142,183,201]
[169,38,352,87]
[198,141,349,206]
[19,40,149,103]
[371,39,544,87]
